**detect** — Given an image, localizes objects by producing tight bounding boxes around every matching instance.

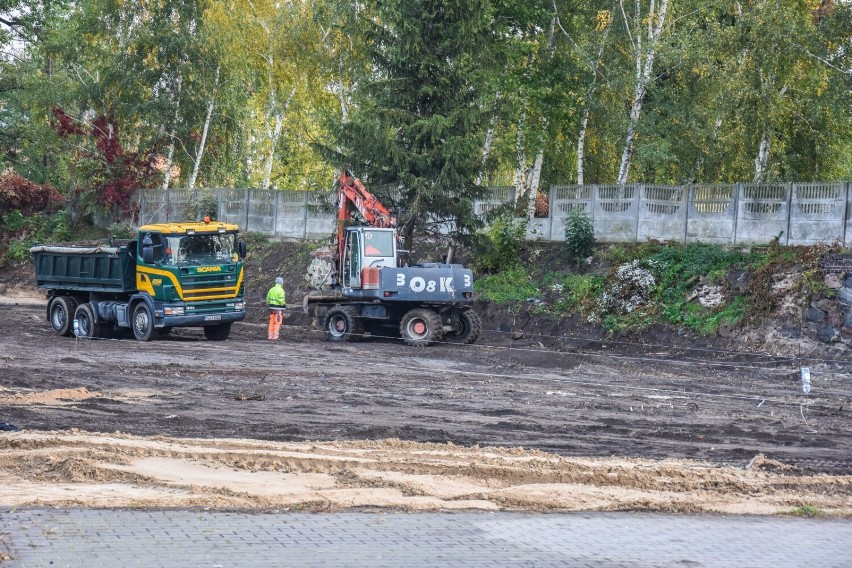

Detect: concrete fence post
[635,184,643,243]
[683,184,690,243]
[273,190,281,238]
[303,190,310,240]
[732,183,741,245]
[785,182,793,245]
[843,181,851,247]
[245,188,251,232]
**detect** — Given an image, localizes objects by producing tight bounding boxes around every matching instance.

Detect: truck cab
[133,221,247,338]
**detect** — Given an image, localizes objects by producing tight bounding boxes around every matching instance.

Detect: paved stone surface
[1,508,850,567]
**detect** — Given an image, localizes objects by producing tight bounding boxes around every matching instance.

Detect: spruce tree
[338,0,499,249]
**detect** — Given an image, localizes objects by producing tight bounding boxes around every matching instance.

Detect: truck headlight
[164,306,185,316]
[234,301,244,311]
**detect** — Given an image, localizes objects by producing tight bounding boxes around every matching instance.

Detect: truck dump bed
[31,245,136,293]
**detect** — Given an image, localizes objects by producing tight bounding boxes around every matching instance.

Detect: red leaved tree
[51,108,158,222]
[0,169,65,217]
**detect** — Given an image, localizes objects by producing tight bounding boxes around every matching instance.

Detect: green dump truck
[31,220,247,341]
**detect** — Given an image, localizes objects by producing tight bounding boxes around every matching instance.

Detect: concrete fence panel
[686,185,736,244]
[593,185,639,242]
[218,188,249,229]
[788,182,846,245]
[475,186,515,217]
[246,189,276,234]
[304,191,337,240]
[737,183,790,244]
[548,185,592,242]
[138,182,852,246]
[273,190,308,238]
[638,185,687,242]
[138,190,167,225]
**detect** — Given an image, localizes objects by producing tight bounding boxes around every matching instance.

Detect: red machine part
[337,170,397,259]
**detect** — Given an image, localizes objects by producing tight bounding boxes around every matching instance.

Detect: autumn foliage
[51,108,157,217]
[0,170,65,217]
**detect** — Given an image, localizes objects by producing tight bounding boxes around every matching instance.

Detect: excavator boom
[337,171,396,259]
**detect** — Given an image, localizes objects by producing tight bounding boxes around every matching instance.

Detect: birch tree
[615,0,669,185]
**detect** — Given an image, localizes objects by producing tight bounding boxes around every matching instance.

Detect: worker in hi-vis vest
[266,276,286,340]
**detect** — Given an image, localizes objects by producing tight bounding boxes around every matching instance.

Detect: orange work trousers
[268,308,284,340]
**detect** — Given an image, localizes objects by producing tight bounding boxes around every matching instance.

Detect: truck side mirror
[141,234,154,263]
[238,240,247,258]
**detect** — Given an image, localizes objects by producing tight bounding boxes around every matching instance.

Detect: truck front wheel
[400,308,442,347]
[132,303,159,342]
[49,295,78,336]
[325,306,363,342]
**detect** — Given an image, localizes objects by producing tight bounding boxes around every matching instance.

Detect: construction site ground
[1,238,851,517]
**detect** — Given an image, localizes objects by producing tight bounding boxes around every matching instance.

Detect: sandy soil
[1,430,850,515]
[1,290,851,516]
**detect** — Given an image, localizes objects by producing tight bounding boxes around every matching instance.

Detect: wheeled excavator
[303,170,481,346]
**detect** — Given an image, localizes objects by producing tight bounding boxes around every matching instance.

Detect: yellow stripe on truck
[136,266,243,301]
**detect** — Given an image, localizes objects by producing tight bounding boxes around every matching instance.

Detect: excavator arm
[337,170,396,259]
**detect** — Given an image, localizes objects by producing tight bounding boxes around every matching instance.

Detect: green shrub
[475,266,539,303]
[551,273,604,315]
[0,210,74,264]
[472,215,528,273]
[563,208,595,264]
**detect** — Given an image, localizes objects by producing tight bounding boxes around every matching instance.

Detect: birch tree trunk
[753,85,787,182]
[261,85,297,190]
[523,17,555,218]
[577,107,590,185]
[513,110,527,206]
[161,75,183,191]
[527,144,545,219]
[616,0,669,185]
[476,91,500,186]
[187,68,220,191]
[753,131,771,182]
[262,113,283,190]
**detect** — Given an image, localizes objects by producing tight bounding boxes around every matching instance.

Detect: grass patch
[546,273,604,316]
[475,267,539,303]
[790,504,821,517]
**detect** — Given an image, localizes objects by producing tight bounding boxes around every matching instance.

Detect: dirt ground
[1,242,851,516]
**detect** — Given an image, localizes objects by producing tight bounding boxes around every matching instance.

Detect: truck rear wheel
[400,308,442,347]
[49,295,78,336]
[446,310,481,344]
[204,323,231,341]
[325,306,363,342]
[132,302,159,342]
[74,303,111,339]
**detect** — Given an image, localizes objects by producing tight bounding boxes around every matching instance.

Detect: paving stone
[0,509,850,568]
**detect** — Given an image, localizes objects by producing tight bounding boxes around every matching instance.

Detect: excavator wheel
[399,308,443,347]
[445,310,481,344]
[325,305,364,342]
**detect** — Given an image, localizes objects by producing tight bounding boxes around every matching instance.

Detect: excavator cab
[341,227,397,289]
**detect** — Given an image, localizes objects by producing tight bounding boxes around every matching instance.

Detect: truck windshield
[163,234,236,266]
[362,230,394,257]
